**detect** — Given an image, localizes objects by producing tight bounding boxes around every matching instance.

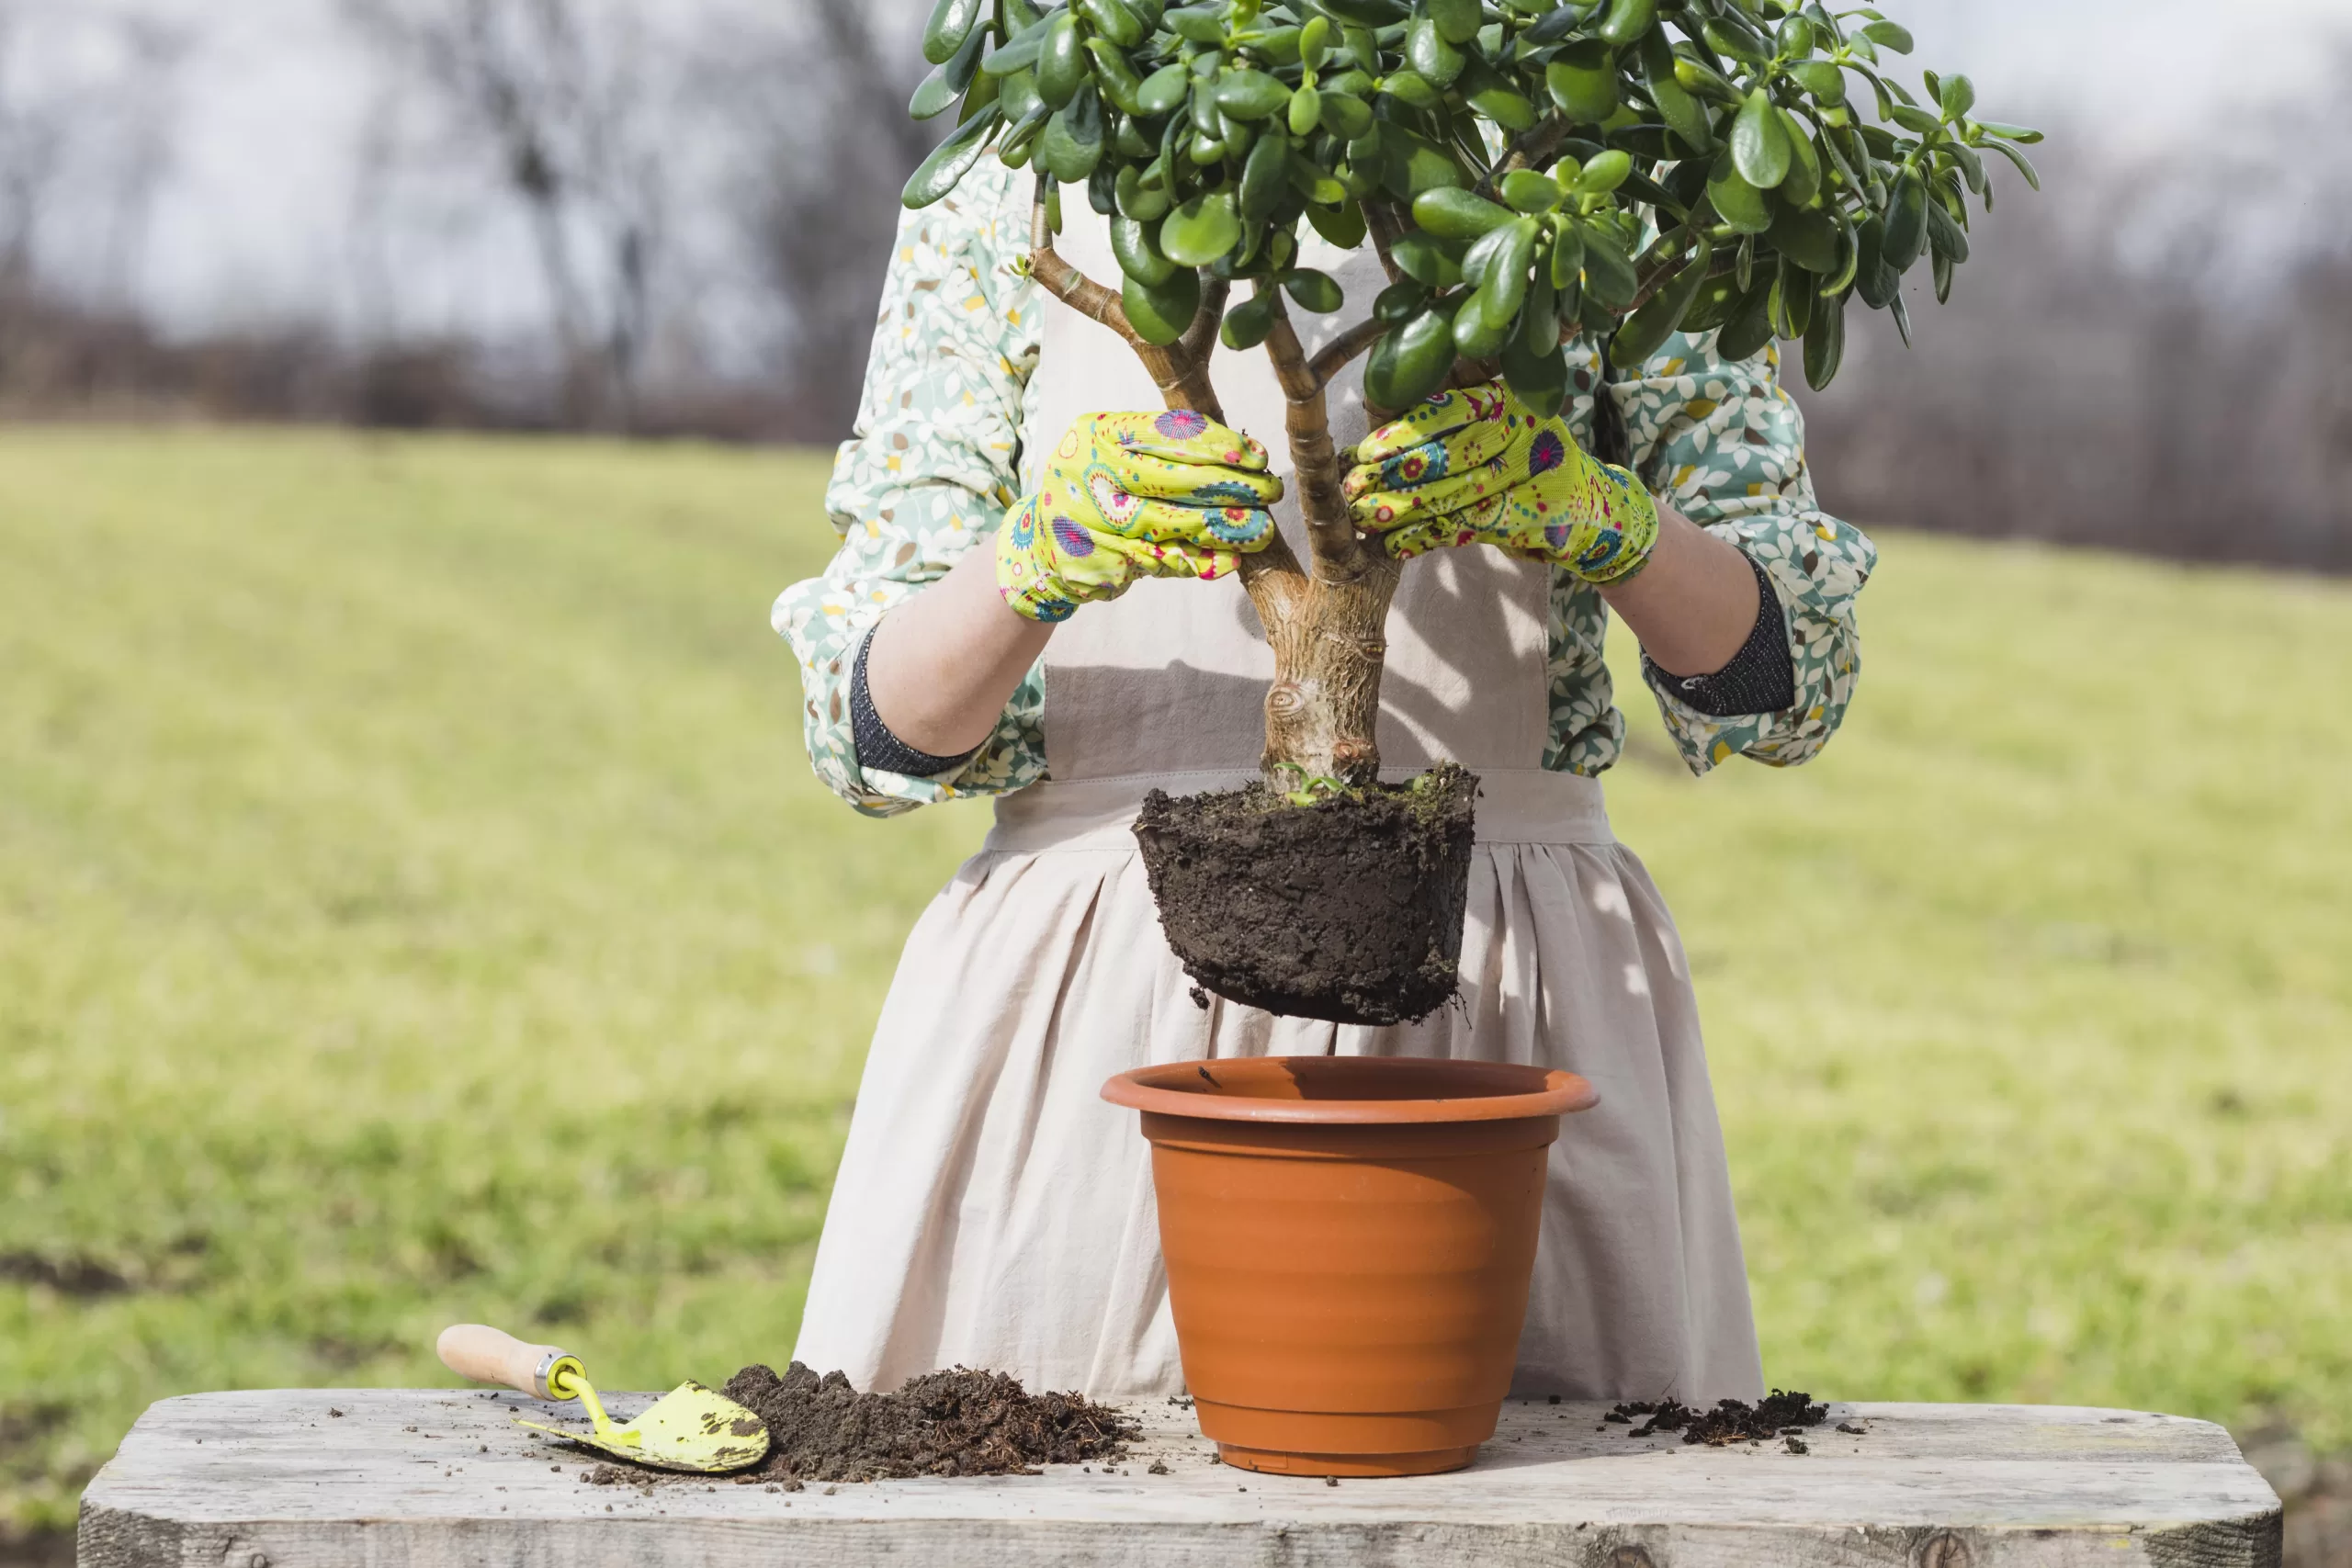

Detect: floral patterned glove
[1342,381,1660,584]
[997,410,1283,623]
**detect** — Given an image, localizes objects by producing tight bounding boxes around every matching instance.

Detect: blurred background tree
[0,0,2344,564]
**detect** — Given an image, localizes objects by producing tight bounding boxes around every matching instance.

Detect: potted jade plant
[901,0,2037,1024]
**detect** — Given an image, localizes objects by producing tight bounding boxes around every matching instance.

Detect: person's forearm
[1599,504,1759,676]
[864,546,1055,759]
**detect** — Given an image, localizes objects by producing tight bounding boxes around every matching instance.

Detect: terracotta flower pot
[1101,1055,1598,1477]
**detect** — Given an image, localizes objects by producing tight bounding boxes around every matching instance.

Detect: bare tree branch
[1481,114,1571,198]
[1362,200,1408,286]
[1028,186,1145,345]
[1179,275,1229,366]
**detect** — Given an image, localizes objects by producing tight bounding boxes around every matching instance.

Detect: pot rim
[1101,1055,1599,1124]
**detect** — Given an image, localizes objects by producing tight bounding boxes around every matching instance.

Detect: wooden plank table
[78,1389,2281,1567]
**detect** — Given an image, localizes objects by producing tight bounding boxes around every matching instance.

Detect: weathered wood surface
[79,1389,2282,1568]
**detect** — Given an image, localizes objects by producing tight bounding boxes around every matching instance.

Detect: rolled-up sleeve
[771,159,1047,817]
[1618,333,1877,775]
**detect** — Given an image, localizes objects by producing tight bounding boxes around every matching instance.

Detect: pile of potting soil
[717,1361,1137,1483]
[1604,1389,1832,1446]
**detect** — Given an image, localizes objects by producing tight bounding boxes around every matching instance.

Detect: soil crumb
[1604,1390,1832,1446]
[717,1361,1137,1483]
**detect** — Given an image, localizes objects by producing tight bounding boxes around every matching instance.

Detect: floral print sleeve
[1616,333,1877,775]
[769,158,1046,818]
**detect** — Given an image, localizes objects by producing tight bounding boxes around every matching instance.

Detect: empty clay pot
[1101,1055,1597,1477]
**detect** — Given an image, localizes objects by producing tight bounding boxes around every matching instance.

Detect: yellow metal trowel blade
[516,1380,769,1474]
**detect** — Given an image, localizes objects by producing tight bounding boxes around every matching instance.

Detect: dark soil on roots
[1133,764,1477,1027]
[716,1362,1137,1483]
[1604,1390,1833,1446]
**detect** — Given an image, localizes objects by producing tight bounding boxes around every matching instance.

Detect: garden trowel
[435,1323,769,1473]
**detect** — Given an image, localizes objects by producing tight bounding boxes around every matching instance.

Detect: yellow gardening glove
[1342,381,1660,585]
[997,410,1284,623]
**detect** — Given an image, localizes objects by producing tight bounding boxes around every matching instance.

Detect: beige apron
[792,205,1764,1404]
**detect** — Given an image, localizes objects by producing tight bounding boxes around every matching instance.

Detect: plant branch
[1362,200,1408,286]
[1179,274,1230,365]
[1481,113,1571,197]
[1256,280,1365,582]
[1029,186,1145,351]
[1306,316,1386,390]
[1029,184,1225,417]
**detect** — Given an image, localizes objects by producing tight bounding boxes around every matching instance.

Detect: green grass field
[3,427,2346,1541]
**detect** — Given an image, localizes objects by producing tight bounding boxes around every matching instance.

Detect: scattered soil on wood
[710,1361,1138,1483]
[1133,765,1477,1026]
[1604,1390,1832,1446]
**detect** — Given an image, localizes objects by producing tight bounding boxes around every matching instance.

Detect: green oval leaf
[1220,292,1277,350]
[1391,231,1465,288]
[902,106,1003,208]
[910,19,990,119]
[1452,288,1511,356]
[1783,60,1846,104]
[1215,69,1293,120]
[1881,165,1928,272]
[922,0,984,66]
[1111,214,1176,285]
[1429,0,1481,44]
[1575,149,1634,196]
[1412,186,1515,240]
[1804,285,1846,389]
[1136,62,1190,114]
[1545,41,1619,124]
[1777,109,1822,207]
[1299,15,1332,72]
[1611,233,1713,367]
[1122,266,1203,346]
[1476,218,1542,330]
[1306,197,1369,249]
[1159,191,1243,265]
[1318,89,1374,139]
[1577,220,1638,307]
[1374,278,1427,325]
[1597,0,1657,49]
[1500,168,1563,214]
[1363,303,1458,410]
[1035,14,1086,107]
[1766,205,1839,273]
[1283,267,1346,312]
[1733,88,1792,189]
[1549,221,1586,290]
[1163,4,1225,43]
[1706,149,1773,234]
[1501,334,1568,418]
[1640,30,1715,155]
[1715,274,1776,359]
[1859,19,1914,54]
[1406,17,1464,87]
[1925,197,1970,265]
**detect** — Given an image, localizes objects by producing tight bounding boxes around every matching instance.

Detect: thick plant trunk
[1164,311,1403,789]
[1029,193,1401,787]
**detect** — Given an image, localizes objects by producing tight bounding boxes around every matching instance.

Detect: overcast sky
[21,0,2350,333]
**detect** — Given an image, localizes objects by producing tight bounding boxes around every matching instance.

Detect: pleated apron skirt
[791,198,1764,1404]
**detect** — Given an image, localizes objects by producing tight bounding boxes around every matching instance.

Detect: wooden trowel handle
[436,1324,576,1400]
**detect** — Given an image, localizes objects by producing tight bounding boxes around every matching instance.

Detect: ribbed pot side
[1103,1056,1598,1476]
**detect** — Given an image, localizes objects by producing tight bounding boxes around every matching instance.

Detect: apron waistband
[980,768,1613,855]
